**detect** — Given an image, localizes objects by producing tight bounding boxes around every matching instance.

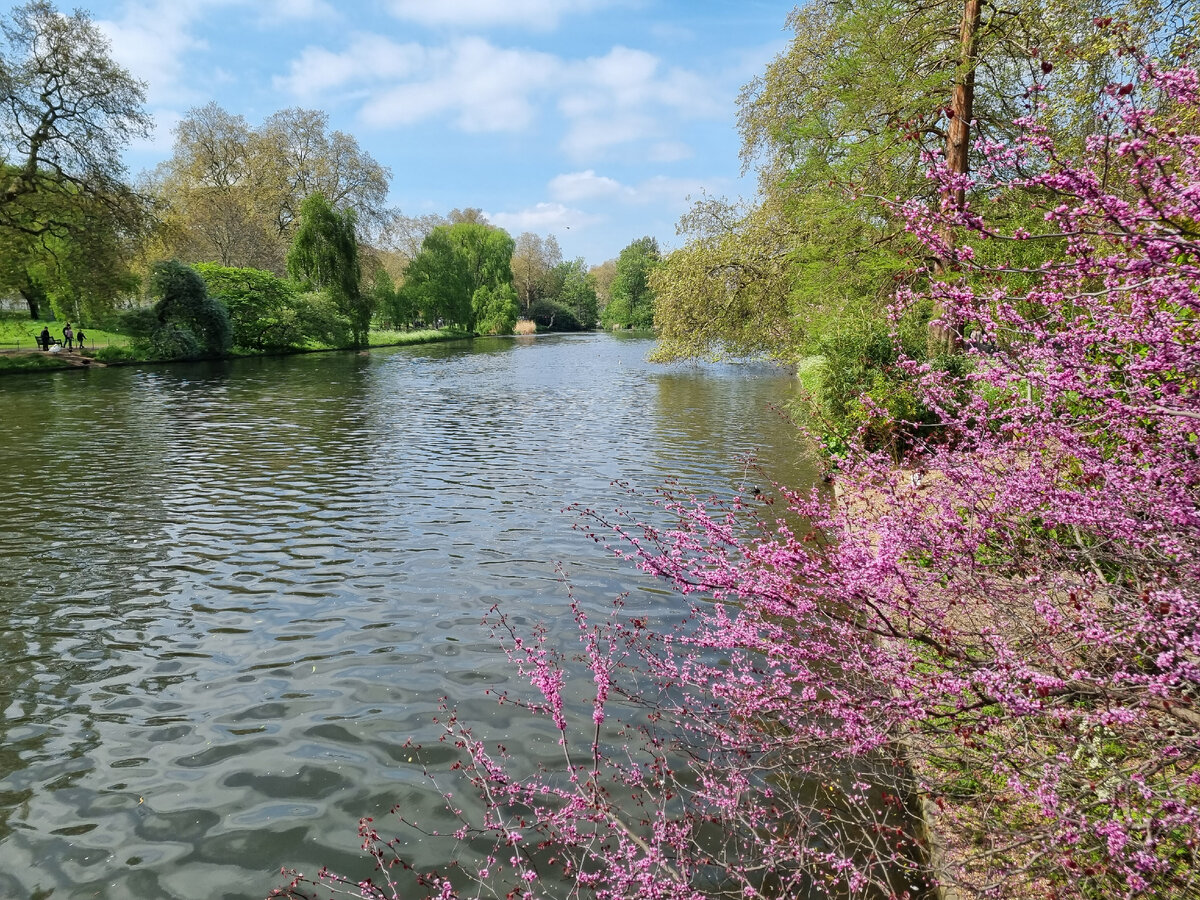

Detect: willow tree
[400,222,518,334]
[286,192,371,347]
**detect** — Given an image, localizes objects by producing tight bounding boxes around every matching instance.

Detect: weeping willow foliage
[652,0,1197,448]
[286,192,371,347]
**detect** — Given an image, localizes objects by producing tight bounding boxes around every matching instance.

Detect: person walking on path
[75,329,85,352]
[62,323,73,350]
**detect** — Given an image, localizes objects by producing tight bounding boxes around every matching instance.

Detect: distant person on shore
[39,326,50,351]
[63,323,73,350]
[75,329,85,351]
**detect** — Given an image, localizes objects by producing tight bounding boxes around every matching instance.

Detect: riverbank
[0,328,469,376]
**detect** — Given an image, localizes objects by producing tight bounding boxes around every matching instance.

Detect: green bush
[529,298,584,331]
[796,303,971,459]
[149,261,232,358]
[92,345,136,362]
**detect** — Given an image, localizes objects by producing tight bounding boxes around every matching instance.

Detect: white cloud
[487,202,601,234]
[95,0,230,106]
[648,141,693,163]
[259,0,336,21]
[383,0,611,31]
[549,169,631,202]
[275,34,428,100]
[550,171,719,209]
[275,36,722,159]
[634,174,715,206]
[356,38,559,132]
[556,46,720,160]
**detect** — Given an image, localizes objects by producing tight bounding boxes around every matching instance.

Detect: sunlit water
[0,332,815,899]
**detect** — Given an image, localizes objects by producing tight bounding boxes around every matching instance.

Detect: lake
[0,332,814,899]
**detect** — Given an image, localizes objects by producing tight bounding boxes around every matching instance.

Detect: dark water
[0,333,815,899]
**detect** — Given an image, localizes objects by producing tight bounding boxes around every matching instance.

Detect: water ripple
[0,333,813,899]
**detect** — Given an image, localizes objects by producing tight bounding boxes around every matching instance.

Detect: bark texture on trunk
[930,0,984,356]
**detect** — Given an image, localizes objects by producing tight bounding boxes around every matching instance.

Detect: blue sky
[84,0,796,267]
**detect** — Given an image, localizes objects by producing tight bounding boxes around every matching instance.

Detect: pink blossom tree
[273,54,1200,900]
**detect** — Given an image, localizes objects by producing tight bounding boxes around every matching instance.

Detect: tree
[511,231,563,315]
[153,103,390,274]
[601,236,660,329]
[650,0,1194,449]
[287,192,370,347]
[378,210,448,263]
[194,262,308,351]
[650,195,801,361]
[132,259,231,359]
[399,222,518,334]
[589,257,617,313]
[253,107,390,238]
[0,0,151,318]
[0,186,141,323]
[555,258,599,329]
[150,102,281,272]
[369,266,417,330]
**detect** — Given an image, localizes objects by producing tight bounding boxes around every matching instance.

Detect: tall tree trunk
[19,280,42,321]
[930,0,983,356]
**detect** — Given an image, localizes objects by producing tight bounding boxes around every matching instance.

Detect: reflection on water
[0,333,815,899]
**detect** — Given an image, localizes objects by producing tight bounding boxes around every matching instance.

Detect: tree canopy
[152,102,390,275]
[0,0,151,318]
[651,0,1198,445]
[400,222,518,334]
[602,236,660,330]
[286,192,370,347]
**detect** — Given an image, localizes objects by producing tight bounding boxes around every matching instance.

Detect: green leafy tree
[286,192,370,347]
[530,258,598,331]
[651,195,803,361]
[558,259,598,329]
[368,267,407,329]
[0,1,151,318]
[651,0,1194,448]
[399,222,518,334]
[194,263,312,351]
[133,260,231,359]
[602,236,660,330]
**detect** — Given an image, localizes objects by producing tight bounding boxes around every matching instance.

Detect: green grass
[0,313,470,376]
[0,353,73,372]
[368,327,469,347]
[0,311,131,351]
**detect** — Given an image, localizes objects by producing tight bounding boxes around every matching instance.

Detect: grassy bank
[0,313,132,353]
[0,313,471,376]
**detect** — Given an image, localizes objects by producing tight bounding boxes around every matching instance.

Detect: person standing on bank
[75,328,85,352]
[39,326,50,351]
[62,323,73,350]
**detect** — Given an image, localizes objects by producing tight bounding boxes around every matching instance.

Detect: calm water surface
[0,333,814,899]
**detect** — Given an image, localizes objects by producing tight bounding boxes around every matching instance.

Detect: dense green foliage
[128,260,232,360]
[601,236,660,329]
[400,223,519,334]
[528,258,599,331]
[286,192,371,347]
[195,262,333,352]
[651,0,1196,447]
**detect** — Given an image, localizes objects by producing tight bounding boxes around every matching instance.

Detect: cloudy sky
[82,0,795,266]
